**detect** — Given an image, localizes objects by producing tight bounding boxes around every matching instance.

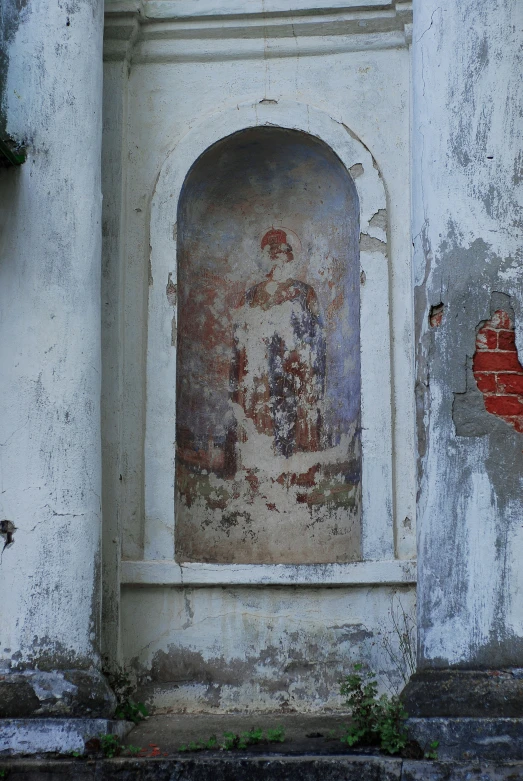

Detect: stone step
[3,756,523,780]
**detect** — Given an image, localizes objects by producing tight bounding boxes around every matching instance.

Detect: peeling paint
[359,233,387,254]
[166,272,177,346]
[369,209,387,232]
[349,163,364,179]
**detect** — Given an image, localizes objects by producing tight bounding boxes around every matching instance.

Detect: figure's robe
[231,277,326,457]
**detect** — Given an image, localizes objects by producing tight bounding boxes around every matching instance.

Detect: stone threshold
[5,713,523,777]
[3,755,523,780]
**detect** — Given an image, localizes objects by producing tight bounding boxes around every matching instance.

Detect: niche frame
[142,99,396,577]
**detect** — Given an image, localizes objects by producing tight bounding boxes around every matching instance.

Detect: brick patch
[472,309,523,432]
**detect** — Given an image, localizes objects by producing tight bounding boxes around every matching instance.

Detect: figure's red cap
[261,228,287,250]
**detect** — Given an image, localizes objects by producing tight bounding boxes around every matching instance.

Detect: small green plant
[266,726,285,743]
[377,697,409,755]
[124,745,143,756]
[179,726,285,752]
[222,731,239,751]
[0,769,9,779]
[179,736,219,752]
[340,663,408,755]
[115,700,149,724]
[243,727,263,746]
[424,740,439,760]
[103,663,149,725]
[236,728,264,749]
[100,734,121,759]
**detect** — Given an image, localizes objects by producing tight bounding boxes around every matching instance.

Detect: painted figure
[231,228,326,457]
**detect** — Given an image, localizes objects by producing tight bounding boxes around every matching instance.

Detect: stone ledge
[402,670,523,718]
[3,756,523,780]
[120,559,417,586]
[0,719,133,756]
[407,718,523,762]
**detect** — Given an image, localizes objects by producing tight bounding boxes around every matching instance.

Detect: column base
[402,669,523,718]
[0,668,116,719]
[0,718,133,756]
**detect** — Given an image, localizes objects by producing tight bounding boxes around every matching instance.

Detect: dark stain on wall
[0,0,29,141]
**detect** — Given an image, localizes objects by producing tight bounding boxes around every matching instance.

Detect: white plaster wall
[0,0,104,668]
[122,584,416,712]
[413,0,523,666]
[108,18,415,562]
[103,0,416,708]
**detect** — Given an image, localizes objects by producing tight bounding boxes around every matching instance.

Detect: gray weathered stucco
[0,0,112,715]
[0,0,28,143]
[414,0,523,668]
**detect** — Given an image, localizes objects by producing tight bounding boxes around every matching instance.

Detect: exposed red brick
[473,351,523,373]
[490,310,512,329]
[498,330,516,351]
[475,373,497,393]
[496,373,523,394]
[476,329,497,350]
[484,396,523,416]
[429,303,444,328]
[473,309,523,434]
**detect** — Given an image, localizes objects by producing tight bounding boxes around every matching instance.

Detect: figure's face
[269,242,294,263]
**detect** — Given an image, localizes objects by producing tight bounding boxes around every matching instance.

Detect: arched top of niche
[145,99,394,565]
[150,100,387,268]
[175,126,362,564]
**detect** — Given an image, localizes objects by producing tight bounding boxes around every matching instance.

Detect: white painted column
[0,0,114,716]
[405,0,523,717]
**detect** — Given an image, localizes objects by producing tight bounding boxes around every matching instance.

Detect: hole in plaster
[429,302,444,327]
[0,519,16,555]
[349,163,364,179]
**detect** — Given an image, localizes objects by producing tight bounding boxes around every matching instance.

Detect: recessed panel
[176,127,361,563]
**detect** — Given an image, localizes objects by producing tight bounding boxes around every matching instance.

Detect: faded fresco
[176,128,361,563]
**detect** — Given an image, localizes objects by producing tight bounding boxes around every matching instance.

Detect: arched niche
[176,127,360,564]
[146,101,393,565]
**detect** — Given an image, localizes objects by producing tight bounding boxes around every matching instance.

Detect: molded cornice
[104,0,412,62]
